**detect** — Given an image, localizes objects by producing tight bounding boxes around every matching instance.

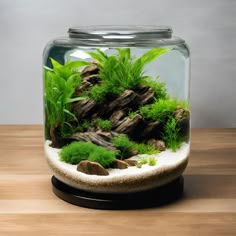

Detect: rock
[124,159,138,166]
[110,159,129,169]
[174,106,190,120]
[155,140,166,151]
[125,148,139,158]
[70,132,117,151]
[77,160,109,176]
[72,98,97,119]
[147,139,166,151]
[81,64,99,78]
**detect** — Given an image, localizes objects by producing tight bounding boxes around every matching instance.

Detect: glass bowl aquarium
[43,26,190,208]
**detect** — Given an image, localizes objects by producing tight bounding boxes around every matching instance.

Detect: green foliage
[74,120,91,132]
[60,141,116,167]
[112,135,134,159]
[140,98,183,122]
[128,111,137,119]
[136,157,157,168]
[162,117,182,151]
[96,119,112,131]
[88,48,170,101]
[88,147,116,167]
[60,141,95,164]
[44,58,89,138]
[148,157,157,166]
[112,135,159,159]
[142,77,167,100]
[134,143,158,155]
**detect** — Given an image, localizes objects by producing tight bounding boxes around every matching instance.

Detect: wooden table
[0,126,235,235]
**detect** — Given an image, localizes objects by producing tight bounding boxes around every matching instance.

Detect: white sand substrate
[45,140,190,193]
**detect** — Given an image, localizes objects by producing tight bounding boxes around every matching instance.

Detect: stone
[155,140,166,151]
[125,148,139,158]
[124,159,138,166]
[110,159,129,169]
[77,160,109,176]
[147,139,166,151]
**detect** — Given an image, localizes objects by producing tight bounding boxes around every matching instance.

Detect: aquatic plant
[60,141,116,167]
[142,77,167,100]
[112,135,134,159]
[88,48,169,101]
[112,135,159,159]
[135,143,158,155]
[148,157,157,166]
[140,98,187,122]
[44,58,89,139]
[128,111,138,119]
[136,156,157,168]
[162,117,182,151]
[96,119,112,131]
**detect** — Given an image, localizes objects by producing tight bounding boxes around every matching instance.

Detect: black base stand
[51,176,184,210]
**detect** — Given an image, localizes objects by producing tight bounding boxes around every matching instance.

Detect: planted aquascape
[44,48,190,176]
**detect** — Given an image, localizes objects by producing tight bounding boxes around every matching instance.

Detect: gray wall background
[0,0,235,127]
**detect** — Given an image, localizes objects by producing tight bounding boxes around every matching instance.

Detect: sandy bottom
[45,141,190,193]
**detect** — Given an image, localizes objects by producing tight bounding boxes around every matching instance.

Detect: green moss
[88,147,116,167]
[162,117,182,151]
[142,78,167,100]
[60,142,95,164]
[148,157,157,166]
[87,48,170,101]
[112,135,134,159]
[112,135,159,159]
[140,98,183,122]
[134,143,158,155]
[128,111,137,119]
[59,141,116,167]
[96,119,112,131]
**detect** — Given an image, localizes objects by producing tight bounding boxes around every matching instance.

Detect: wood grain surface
[0,125,235,235]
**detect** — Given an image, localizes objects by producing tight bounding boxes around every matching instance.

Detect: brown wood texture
[0,125,236,235]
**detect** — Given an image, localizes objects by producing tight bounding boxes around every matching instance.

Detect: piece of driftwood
[114,114,143,136]
[135,85,155,105]
[70,132,117,151]
[72,99,97,119]
[49,123,68,148]
[110,109,129,128]
[140,120,163,140]
[81,64,99,78]
[107,90,137,112]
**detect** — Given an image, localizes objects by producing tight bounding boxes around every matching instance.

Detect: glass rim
[68,25,173,40]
